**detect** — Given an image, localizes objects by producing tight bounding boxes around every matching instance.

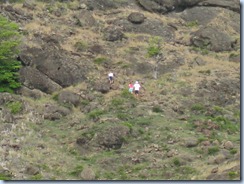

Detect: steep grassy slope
[0,0,240,180]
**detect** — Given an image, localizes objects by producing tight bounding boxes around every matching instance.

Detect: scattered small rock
[224,141,234,150]
[185,139,198,147]
[80,167,96,180]
[25,165,39,175]
[128,12,145,24]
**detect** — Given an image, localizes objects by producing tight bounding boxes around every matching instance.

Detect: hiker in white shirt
[133,81,141,96]
[108,72,114,84]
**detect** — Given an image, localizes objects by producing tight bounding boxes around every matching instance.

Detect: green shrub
[186,20,198,27]
[52,93,59,101]
[191,103,204,111]
[122,122,133,133]
[74,41,88,52]
[208,146,219,155]
[121,89,134,99]
[111,98,124,107]
[69,165,84,177]
[213,106,223,113]
[0,15,22,93]
[147,36,163,57]
[152,105,163,113]
[172,158,181,166]
[212,116,239,133]
[30,174,43,180]
[191,47,209,55]
[229,149,237,155]
[228,171,238,179]
[81,100,89,106]
[0,173,11,180]
[6,101,22,114]
[94,57,108,65]
[88,109,105,119]
[117,113,128,121]
[197,136,207,143]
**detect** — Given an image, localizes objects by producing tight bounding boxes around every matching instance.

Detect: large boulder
[95,125,130,149]
[73,10,97,27]
[180,7,240,33]
[180,6,218,25]
[43,104,71,121]
[103,26,125,42]
[128,12,146,24]
[136,0,239,14]
[58,91,81,107]
[136,0,202,13]
[19,46,88,89]
[19,67,62,94]
[198,0,240,13]
[190,26,235,52]
[94,82,110,93]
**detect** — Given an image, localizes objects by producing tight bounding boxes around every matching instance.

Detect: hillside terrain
[0,0,240,180]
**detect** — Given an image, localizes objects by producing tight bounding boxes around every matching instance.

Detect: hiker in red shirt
[128,81,133,93]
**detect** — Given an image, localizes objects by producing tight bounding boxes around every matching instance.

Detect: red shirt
[129,84,133,88]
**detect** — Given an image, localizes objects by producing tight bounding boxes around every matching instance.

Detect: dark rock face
[3,5,33,22]
[19,67,62,94]
[19,46,88,92]
[180,6,218,25]
[191,26,235,52]
[198,0,240,13]
[136,0,239,14]
[35,50,87,87]
[128,12,145,24]
[136,0,202,13]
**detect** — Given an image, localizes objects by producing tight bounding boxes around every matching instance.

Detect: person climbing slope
[108,72,114,84]
[128,81,134,93]
[133,81,141,97]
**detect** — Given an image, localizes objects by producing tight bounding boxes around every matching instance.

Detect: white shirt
[134,83,141,90]
[108,73,114,77]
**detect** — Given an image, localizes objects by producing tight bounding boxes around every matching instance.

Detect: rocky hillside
[0,0,240,180]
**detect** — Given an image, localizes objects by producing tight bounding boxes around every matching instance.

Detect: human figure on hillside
[128,81,134,93]
[108,72,114,84]
[133,81,141,97]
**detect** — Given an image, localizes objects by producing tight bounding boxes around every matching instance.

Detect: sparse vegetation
[88,109,105,120]
[208,146,219,155]
[147,36,163,58]
[0,0,240,181]
[94,57,108,65]
[69,165,84,177]
[74,41,88,52]
[186,20,198,27]
[6,101,22,114]
[191,103,205,111]
[152,105,163,113]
